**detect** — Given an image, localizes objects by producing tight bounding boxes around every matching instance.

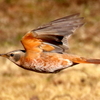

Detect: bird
[0,13,100,73]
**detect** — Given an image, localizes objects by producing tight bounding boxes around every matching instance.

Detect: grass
[0,0,100,100]
[0,59,100,100]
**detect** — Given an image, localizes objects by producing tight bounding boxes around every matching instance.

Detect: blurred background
[0,0,100,100]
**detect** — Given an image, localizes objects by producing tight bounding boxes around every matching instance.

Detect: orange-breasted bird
[0,13,100,73]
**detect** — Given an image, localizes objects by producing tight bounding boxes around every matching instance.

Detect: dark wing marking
[31,13,84,52]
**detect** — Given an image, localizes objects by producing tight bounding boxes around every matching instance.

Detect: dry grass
[0,0,100,100]
[0,49,100,100]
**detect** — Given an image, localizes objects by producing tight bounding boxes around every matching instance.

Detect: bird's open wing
[21,13,84,52]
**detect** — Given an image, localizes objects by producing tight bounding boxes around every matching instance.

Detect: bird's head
[0,50,25,66]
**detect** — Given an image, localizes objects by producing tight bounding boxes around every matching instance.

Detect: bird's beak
[0,54,8,58]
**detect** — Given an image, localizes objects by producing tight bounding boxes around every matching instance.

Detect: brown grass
[0,0,100,100]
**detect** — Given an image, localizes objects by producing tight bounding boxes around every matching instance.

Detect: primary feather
[31,13,84,52]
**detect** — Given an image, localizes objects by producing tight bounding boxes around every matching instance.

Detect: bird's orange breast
[19,53,73,73]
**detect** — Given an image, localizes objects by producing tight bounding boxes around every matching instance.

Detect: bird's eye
[10,54,14,57]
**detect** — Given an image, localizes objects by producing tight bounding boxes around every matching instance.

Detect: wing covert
[21,13,84,53]
[31,13,84,52]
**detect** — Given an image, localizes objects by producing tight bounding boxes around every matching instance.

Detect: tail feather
[86,59,100,64]
[72,57,100,64]
[63,54,100,64]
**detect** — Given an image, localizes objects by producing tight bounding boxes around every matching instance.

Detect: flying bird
[0,13,100,73]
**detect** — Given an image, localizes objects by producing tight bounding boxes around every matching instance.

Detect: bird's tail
[72,57,100,64]
[84,59,100,64]
[63,54,100,64]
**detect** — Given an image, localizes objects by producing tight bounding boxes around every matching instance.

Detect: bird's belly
[21,56,73,73]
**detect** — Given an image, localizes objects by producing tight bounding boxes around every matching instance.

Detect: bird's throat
[25,48,42,59]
